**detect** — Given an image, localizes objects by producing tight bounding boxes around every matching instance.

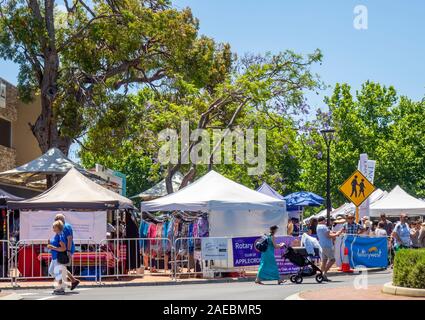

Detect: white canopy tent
[0,147,98,190]
[141,170,287,237]
[133,171,184,200]
[8,167,134,210]
[370,185,425,217]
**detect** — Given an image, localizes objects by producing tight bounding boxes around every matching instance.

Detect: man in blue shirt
[392,213,412,249]
[316,216,339,281]
[55,214,80,290]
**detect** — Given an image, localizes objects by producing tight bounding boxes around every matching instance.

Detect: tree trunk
[31,96,72,188]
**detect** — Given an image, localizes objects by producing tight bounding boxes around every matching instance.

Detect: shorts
[321,247,335,261]
[48,260,67,283]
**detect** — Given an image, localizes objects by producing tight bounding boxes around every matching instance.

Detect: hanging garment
[125,211,141,269]
[139,220,150,253]
[198,216,209,237]
[166,217,174,252]
[188,223,194,253]
[162,220,170,252]
[193,221,199,238]
[148,223,158,254]
[156,223,163,252]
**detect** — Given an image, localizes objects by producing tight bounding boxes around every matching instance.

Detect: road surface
[13,270,391,300]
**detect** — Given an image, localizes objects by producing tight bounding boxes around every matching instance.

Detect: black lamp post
[320,128,335,227]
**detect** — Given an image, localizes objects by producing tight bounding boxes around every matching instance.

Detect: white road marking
[37,296,57,300]
[19,292,38,296]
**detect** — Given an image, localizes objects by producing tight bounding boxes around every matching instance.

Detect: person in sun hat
[340,213,364,235]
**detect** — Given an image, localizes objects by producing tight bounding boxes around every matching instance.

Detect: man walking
[316,216,339,282]
[55,214,80,290]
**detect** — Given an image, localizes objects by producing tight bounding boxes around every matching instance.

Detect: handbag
[57,251,70,265]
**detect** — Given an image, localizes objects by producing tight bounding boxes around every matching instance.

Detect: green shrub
[393,249,425,289]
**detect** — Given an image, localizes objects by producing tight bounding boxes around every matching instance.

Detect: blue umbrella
[284,191,324,211]
[256,182,284,200]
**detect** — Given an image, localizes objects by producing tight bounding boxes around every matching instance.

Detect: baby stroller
[282,245,323,284]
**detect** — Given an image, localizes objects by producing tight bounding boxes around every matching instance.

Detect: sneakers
[70,280,80,291]
[322,274,332,282]
[53,288,65,295]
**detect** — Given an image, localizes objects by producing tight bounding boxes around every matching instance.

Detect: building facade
[0,77,42,172]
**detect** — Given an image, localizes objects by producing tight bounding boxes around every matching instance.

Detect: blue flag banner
[345,235,388,268]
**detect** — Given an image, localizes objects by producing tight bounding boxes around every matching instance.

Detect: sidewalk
[0,292,23,300]
[0,267,385,290]
[293,285,425,300]
[0,274,257,290]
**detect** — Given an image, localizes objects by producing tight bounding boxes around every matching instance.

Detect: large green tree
[0,0,230,160]
[299,81,425,210]
[81,50,323,196]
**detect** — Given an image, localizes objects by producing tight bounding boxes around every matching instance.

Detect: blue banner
[345,235,388,268]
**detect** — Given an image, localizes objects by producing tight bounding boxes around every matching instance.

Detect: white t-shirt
[374,228,387,237]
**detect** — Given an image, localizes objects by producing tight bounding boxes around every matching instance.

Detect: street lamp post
[320,128,335,227]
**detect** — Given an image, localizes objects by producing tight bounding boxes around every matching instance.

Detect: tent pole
[301,207,304,235]
[6,210,10,244]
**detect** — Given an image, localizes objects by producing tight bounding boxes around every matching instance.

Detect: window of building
[0,82,6,108]
[0,118,12,148]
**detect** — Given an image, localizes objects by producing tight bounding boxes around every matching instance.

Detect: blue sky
[1,1,424,160]
[2,0,424,106]
[172,0,425,108]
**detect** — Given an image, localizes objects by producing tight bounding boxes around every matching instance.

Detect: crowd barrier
[98,237,173,281]
[173,237,247,280]
[11,239,100,285]
[0,240,13,284]
[0,234,396,287]
[1,237,250,286]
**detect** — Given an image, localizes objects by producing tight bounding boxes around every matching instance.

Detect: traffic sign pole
[355,206,359,224]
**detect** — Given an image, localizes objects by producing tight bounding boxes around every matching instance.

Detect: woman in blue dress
[255,225,285,285]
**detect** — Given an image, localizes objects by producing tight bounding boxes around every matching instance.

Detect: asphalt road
[14,270,392,300]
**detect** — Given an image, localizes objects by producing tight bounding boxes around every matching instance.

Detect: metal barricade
[173,237,243,280]
[98,237,173,283]
[12,239,99,286]
[0,240,13,285]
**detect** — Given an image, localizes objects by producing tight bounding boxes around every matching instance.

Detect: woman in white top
[374,221,388,237]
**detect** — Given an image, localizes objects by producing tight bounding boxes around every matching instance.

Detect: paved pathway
[11,270,392,300]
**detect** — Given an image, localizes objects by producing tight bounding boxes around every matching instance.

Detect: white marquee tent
[370,185,425,217]
[0,147,97,190]
[140,170,287,237]
[8,167,134,210]
[133,171,184,200]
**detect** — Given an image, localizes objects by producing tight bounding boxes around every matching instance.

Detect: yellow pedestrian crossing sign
[339,169,376,207]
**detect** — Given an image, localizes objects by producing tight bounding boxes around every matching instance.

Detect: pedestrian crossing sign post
[339,169,376,222]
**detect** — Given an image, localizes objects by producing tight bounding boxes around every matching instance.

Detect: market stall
[7,167,135,279]
[0,147,91,190]
[283,191,324,234]
[140,171,287,277]
[141,170,287,238]
[132,171,184,201]
[370,185,425,217]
